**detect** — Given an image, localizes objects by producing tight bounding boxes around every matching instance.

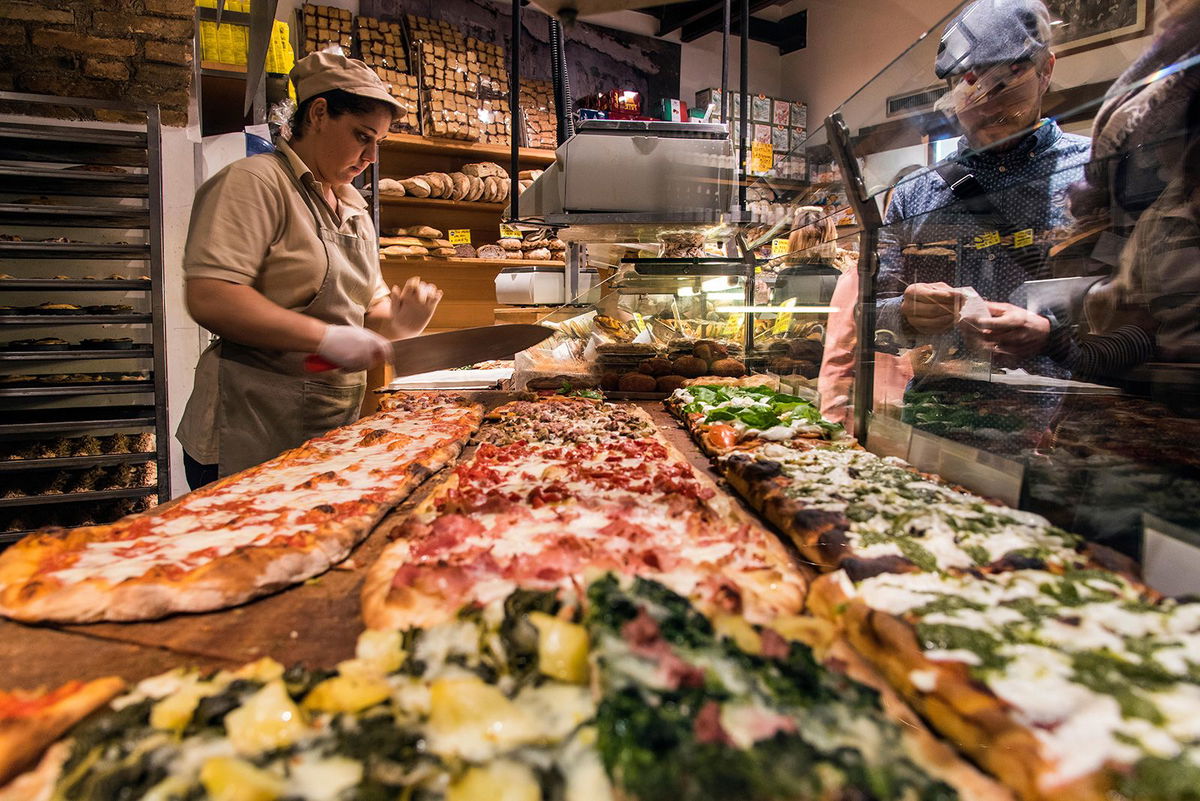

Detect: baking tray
[0,347,152,361]
[0,381,154,398]
[0,452,155,472]
[0,407,156,437]
[0,242,150,259]
[0,278,151,291]
[0,313,151,325]
[0,203,150,228]
[0,164,149,198]
[0,486,157,509]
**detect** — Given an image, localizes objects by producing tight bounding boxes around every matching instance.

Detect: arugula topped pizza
[666,385,845,454]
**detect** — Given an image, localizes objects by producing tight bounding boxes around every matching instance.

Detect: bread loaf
[406,226,443,238]
[400,177,431,197]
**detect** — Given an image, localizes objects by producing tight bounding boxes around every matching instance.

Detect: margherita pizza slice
[0,394,483,623]
[0,677,124,787]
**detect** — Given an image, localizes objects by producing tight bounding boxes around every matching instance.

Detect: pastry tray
[0,452,156,472]
[0,278,151,291]
[0,242,150,259]
[0,407,156,437]
[0,486,157,509]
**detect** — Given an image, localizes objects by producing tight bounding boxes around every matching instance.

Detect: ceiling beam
[679,0,776,42]
[655,0,723,36]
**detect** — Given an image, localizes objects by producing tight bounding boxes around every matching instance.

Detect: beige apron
[211,150,378,476]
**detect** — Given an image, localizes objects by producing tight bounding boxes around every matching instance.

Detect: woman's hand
[388,277,443,338]
[316,324,392,370]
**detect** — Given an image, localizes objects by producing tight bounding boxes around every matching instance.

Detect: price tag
[1142,513,1200,596]
[771,238,789,257]
[750,141,774,173]
[973,230,1001,250]
[1012,228,1034,249]
[631,312,647,333]
[722,312,744,340]
[499,224,522,239]
[449,229,472,245]
[772,297,796,335]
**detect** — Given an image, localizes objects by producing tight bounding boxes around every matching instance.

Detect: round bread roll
[482,176,500,202]
[618,372,657,393]
[378,178,405,195]
[400,177,431,197]
[476,244,505,259]
[465,176,485,202]
[450,173,470,200]
[525,248,552,261]
[498,238,523,251]
[427,172,453,197]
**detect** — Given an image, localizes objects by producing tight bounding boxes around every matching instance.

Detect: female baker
[176,52,442,488]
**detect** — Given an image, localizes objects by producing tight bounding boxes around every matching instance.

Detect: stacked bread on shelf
[520,79,557,149]
[377,162,511,204]
[300,3,352,55]
[408,15,480,141]
[493,235,565,261]
[354,15,418,133]
[379,225,455,257]
[518,168,544,195]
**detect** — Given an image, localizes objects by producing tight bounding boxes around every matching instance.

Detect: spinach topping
[914,623,1010,672]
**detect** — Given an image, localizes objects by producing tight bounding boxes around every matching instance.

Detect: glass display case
[805,1,1200,571]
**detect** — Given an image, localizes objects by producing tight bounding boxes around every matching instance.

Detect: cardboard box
[772,99,790,127]
[657,98,687,122]
[694,88,722,117]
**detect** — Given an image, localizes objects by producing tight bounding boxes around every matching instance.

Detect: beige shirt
[183,139,387,309]
[178,140,387,464]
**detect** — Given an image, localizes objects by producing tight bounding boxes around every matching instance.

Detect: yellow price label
[750,141,774,173]
[1012,228,1034,249]
[771,238,789,257]
[974,230,1001,249]
[449,229,472,245]
[631,312,647,333]
[772,297,797,335]
[499,224,522,238]
[722,312,744,340]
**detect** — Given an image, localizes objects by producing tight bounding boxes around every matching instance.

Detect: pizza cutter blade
[304,324,555,374]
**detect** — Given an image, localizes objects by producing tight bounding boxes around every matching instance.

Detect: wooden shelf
[381,256,564,268]
[377,195,506,213]
[380,134,555,166]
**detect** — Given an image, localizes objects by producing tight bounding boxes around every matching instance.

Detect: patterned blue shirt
[877,119,1092,355]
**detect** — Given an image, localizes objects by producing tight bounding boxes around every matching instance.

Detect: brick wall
[0,0,193,126]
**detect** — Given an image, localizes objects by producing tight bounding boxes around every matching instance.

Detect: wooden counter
[0,401,757,690]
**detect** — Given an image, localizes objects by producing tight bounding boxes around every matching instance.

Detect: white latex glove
[389,276,443,338]
[316,324,391,370]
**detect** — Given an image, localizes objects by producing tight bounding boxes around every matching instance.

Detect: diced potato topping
[199,756,285,801]
[223,681,309,755]
[446,759,541,801]
[529,611,590,683]
[302,674,392,714]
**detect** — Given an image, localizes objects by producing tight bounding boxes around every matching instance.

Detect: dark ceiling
[636,0,806,51]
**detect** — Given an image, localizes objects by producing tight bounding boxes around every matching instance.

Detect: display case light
[716,305,838,313]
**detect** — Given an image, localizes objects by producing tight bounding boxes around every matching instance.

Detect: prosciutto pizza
[0,394,483,623]
[362,399,806,630]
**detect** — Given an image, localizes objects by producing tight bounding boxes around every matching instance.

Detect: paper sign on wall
[499,224,522,238]
[449,229,472,244]
[750,141,774,173]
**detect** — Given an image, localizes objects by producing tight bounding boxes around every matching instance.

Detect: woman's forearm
[186,278,327,352]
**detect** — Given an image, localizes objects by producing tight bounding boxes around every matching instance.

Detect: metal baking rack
[0,92,169,544]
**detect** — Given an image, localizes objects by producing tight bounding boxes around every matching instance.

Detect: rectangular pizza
[0,393,483,623]
[665,384,846,456]
[362,397,807,630]
[808,567,1200,801]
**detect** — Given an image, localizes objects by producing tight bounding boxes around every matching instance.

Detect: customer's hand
[389,276,443,338]
[901,282,963,334]
[960,301,1050,362]
[316,324,392,370]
